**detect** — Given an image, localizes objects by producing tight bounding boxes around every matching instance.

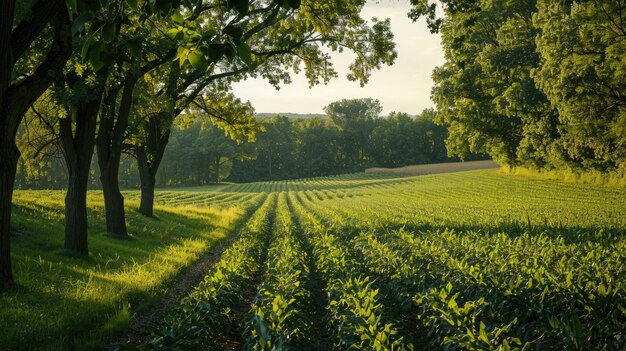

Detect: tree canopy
[412,0,626,173]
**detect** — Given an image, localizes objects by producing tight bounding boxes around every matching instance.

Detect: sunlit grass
[1,190,260,351]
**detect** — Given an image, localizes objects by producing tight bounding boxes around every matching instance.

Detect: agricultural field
[2,169,625,350]
[134,169,626,350]
[365,160,499,176]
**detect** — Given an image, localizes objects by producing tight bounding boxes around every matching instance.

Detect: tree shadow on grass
[2,196,260,351]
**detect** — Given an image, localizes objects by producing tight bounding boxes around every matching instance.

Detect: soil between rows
[101,197,268,350]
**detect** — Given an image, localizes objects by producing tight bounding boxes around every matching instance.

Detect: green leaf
[447,296,457,310]
[89,40,106,71]
[223,43,236,62]
[207,44,224,62]
[154,0,171,15]
[279,0,296,9]
[223,25,244,40]
[126,0,138,10]
[166,28,183,41]
[102,23,116,42]
[176,46,188,64]
[81,35,95,61]
[127,42,142,58]
[201,29,217,40]
[171,11,184,25]
[237,43,252,66]
[478,321,489,344]
[90,56,105,71]
[66,0,77,13]
[71,13,91,35]
[187,50,208,71]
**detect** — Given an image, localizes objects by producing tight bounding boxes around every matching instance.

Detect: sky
[230,0,445,116]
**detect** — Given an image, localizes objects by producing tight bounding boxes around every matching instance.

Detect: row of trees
[1,0,397,284]
[165,103,452,183]
[15,102,454,187]
[411,0,626,172]
[229,105,452,182]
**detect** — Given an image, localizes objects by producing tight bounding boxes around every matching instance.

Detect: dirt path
[101,197,267,350]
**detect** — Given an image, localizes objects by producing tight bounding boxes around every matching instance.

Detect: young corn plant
[244,195,312,350]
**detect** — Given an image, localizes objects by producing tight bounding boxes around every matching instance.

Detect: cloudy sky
[230,0,445,115]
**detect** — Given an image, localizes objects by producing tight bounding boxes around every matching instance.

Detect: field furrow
[138,194,277,350]
[289,191,412,350]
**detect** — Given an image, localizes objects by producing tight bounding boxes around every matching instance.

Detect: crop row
[242,193,313,350]
[294,189,626,350]
[287,192,410,351]
[131,194,276,350]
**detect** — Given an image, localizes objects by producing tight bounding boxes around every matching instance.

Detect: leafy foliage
[412,0,626,175]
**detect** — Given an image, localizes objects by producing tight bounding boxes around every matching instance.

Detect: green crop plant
[135,194,276,350]
[7,170,625,350]
[244,194,312,350]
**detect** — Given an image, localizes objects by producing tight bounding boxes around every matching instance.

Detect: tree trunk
[0,135,19,283]
[0,0,72,283]
[136,117,170,217]
[139,175,156,217]
[99,163,127,235]
[63,154,90,254]
[59,80,104,254]
[213,156,220,183]
[96,84,128,237]
[137,149,156,217]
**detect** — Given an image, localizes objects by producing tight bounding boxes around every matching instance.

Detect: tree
[131,75,259,215]
[324,98,382,170]
[368,109,449,167]
[533,0,626,171]
[56,71,106,253]
[16,91,67,190]
[132,0,398,215]
[411,0,626,173]
[412,0,562,167]
[295,118,341,178]
[0,0,72,283]
[95,41,174,236]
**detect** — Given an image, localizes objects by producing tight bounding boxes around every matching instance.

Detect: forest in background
[15,102,458,188]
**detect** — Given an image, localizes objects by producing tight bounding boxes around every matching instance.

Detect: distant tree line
[15,101,460,187]
[230,104,456,182]
[411,0,626,174]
